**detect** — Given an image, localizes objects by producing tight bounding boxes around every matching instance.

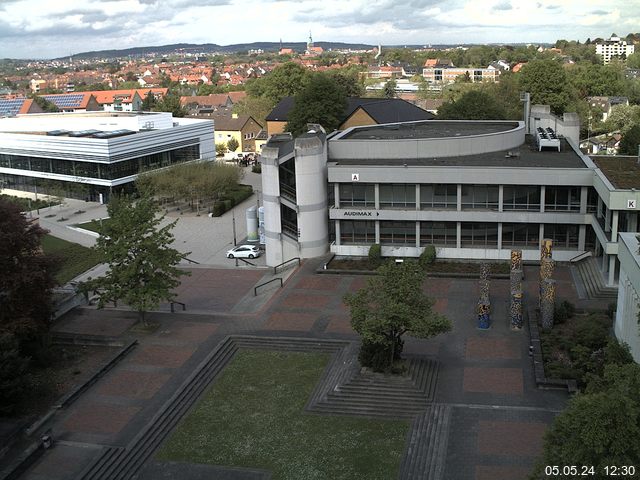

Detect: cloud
[493,1,512,11]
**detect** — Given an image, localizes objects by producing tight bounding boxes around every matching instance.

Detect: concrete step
[576,257,618,300]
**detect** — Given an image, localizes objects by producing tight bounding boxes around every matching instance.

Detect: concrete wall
[615,233,640,362]
[259,145,284,266]
[294,135,329,259]
[528,105,580,146]
[329,121,525,160]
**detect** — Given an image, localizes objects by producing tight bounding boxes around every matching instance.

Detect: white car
[226,244,261,259]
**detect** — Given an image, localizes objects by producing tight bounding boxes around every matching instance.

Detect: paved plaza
[7,256,607,480]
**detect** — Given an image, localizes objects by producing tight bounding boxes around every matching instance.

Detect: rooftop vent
[535,127,561,152]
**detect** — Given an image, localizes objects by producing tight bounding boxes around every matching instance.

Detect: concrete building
[422,66,499,84]
[596,35,635,64]
[615,233,640,362]
[0,111,214,202]
[259,106,639,289]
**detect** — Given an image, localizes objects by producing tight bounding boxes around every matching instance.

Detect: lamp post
[232,207,237,246]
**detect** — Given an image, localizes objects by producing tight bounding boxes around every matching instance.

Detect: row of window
[336,184,592,212]
[339,220,581,249]
[0,146,200,181]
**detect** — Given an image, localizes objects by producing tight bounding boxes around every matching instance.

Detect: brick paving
[463,367,524,395]
[19,260,585,480]
[477,420,547,456]
[63,403,141,435]
[96,370,172,399]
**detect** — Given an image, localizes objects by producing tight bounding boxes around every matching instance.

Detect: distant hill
[57,42,378,60]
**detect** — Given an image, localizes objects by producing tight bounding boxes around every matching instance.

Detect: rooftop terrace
[592,156,640,189]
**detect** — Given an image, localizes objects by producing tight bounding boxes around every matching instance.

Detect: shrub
[0,333,30,414]
[368,243,382,268]
[554,300,576,324]
[419,245,436,268]
[252,163,262,174]
[212,202,226,217]
[604,338,634,366]
[606,302,616,319]
[223,199,233,211]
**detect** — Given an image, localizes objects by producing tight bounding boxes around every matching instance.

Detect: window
[340,220,376,244]
[502,223,539,247]
[544,224,579,249]
[420,184,457,209]
[420,221,457,246]
[339,184,375,207]
[380,221,416,245]
[461,185,499,210]
[587,187,598,213]
[545,186,580,212]
[379,184,416,208]
[461,223,499,247]
[503,186,540,211]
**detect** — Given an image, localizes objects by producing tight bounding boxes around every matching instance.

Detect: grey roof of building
[329,135,588,169]
[341,120,518,140]
[265,96,434,123]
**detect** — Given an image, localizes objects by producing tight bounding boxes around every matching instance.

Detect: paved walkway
[14,260,598,480]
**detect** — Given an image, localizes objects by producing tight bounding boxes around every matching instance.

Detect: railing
[569,251,592,263]
[170,301,186,313]
[273,257,301,274]
[254,277,283,296]
[280,184,297,202]
[181,256,200,264]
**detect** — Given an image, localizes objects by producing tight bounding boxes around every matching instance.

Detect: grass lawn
[75,218,111,234]
[41,234,103,284]
[157,350,410,479]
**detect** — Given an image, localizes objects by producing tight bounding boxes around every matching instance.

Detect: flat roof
[592,156,640,189]
[330,135,587,169]
[340,120,520,140]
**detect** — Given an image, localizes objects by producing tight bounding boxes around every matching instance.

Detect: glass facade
[280,204,298,239]
[420,221,457,246]
[420,184,457,209]
[379,184,416,209]
[380,221,416,245]
[339,183,375,207]
[461,222,499,247]
[502,223,540,247]
[340,220,375,244]
[0,145,200,181]
[461,185,499,210]
[503,186,540,211]
[545,186,581,212]
[278,158,296,202]
[544,224,579,249]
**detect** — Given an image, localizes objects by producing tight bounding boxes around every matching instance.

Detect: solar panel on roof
[42,94,84,108]
[91,129,136,139]
[0,98,27,116]
[68,129,102,137]
[46,129,70,136]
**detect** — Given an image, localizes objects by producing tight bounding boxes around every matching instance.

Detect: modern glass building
[0,112,215,201]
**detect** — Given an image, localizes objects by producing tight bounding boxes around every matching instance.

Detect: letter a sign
[351,173,360,181]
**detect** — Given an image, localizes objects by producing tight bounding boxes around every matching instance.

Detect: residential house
[211,113,264,153]
[40,93,102,112]
[587,96,629,122]
[423,65,499,84]
[265,97,435,136]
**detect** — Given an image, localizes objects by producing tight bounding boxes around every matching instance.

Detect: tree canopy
[437,89,507,120]
[245,62,308,105]
[619,124,640,155]
[86,194,188,324]
[518,59,573,115]
[153,93,187,117]
[343,260,451,371]
[0,198,55,341]
[284,72,348,136]
[533,363,640,475]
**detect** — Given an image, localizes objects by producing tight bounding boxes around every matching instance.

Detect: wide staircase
[575,257,618,300]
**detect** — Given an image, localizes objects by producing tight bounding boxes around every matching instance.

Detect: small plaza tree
[86,194,188,325]
[343,260,452,372]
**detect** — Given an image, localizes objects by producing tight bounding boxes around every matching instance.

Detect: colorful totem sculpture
[477,263,491,329]
[541,278,556,330]
[510,261,524,329]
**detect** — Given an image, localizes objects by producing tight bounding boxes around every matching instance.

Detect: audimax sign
[342,210,380,217]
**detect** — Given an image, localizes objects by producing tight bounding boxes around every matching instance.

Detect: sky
[0,0,638,59]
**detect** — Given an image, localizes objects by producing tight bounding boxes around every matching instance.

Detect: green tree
[627,52,640,69]
[216,143,227,156]
[125,71,137,82]
[0,199,55,342]
[619,124,640,155]
[603,104,640,134]
[233,95,273,127]
[328,69,365,97]
[246,62,308,105]
[518,59,574,114]
[0,332,30,414]
[532,363,640,478]
[383,79,397,98]
[285,72,348,136]
[86,194,188,325]
[343,260,451,371]
[30,95,59,112]
[227,137,240,152]
[141,91,157,111]
[437,89,507,120]
[153,94,187,117]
